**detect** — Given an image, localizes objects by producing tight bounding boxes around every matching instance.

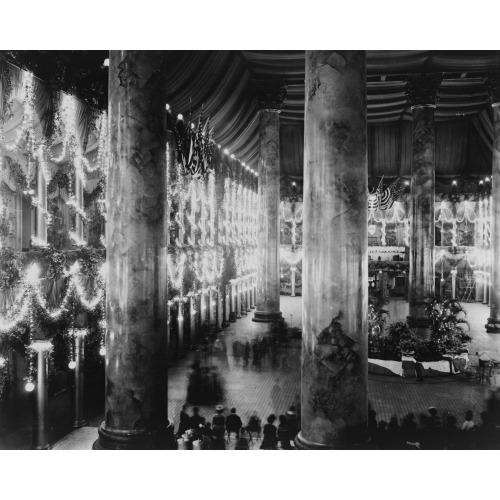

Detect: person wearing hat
[211,405,226,449]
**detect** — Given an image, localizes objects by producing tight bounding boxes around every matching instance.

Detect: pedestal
[297,50,368,449]
[94,50,169,450]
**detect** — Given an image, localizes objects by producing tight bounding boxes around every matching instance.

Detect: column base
[32,444,51,450]
[72,419,88,429]
[252,310,283,323]
[93,422,169,450]
[221,320,230,328]
[406,315,432,337]
[228,313,237,323]
[486,317,500,333]
[294,431,369,450]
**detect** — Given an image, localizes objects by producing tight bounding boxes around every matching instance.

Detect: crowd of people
[367,404,500,449]
[172,403,301,450]
[164,395,500,450]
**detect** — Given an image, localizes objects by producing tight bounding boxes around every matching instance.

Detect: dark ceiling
[3,50,499,185]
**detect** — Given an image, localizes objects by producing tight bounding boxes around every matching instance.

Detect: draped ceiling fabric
[2,51,500,186]
[163,50,500,187]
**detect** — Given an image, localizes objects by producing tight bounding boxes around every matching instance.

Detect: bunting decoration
[368,177,405,212]
[174,108,214,180]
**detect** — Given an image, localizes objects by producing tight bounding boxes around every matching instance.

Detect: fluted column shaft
[95,51,169,449]
[297,50,368,449]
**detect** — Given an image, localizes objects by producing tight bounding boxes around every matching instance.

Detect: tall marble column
[296,51,368,449]
[253,84,286,323]
[486,73,500,332]
[94,51,169,449]
[405,74,441,332]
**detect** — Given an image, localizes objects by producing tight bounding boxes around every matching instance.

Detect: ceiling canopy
[2,50,499,183]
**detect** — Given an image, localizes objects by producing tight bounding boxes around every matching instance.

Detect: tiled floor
[11,295,500,450]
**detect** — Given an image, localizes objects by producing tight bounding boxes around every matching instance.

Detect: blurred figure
[243,341,251,367]
[277,414,292,449]
[376,420,388,449]
[443,413,460,450]
[190,407,206,436]
[260,414,278,449]
[177,404,191,437]
[368,409,378,439]
[401,412,418,445]
[211,406,226,450]
[226,407,243,439]
[165,418,177,450]
[246,412,262,439]
[235,437,250,450]
[461,409,475,431]
[387,415,401,449]
[252,340,261,368]
[427,407,443,449]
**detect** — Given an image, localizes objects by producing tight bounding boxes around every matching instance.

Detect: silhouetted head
[231,408,236,414]
[267,414,276,424]
[279,415,287,425]
[465,410,473,421]
[428,407,438,417]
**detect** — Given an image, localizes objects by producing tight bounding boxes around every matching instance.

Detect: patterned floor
[167,296,500,434]
[5,295,500,450]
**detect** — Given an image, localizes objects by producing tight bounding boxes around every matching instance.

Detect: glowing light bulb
[99,346,106,356]
[165,103,170,111]
[223,149,229,155]
[292,182,296,186]
[246,166,250,171]
[230,154,235,159]
[485,177,490,182]
[190,123,195,129]
[26,263,40,284]
[69,261,80,276]
[242,162,246,167]
[452,180,457,186]
[68,360,76,370]
[177,114,183,121]
[479,180,484,185]
[28,189,35,195]
[103,58,109,67]
[405,181,409,186]
[0,357,6,368]
[217,144,221,149]
[99,262,108,279]
[25,381,35,392]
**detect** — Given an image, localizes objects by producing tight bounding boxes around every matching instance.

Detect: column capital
[406,73,442,108]
[485,72,500,106]
[256,82,287,112]
[29,340,53,353]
